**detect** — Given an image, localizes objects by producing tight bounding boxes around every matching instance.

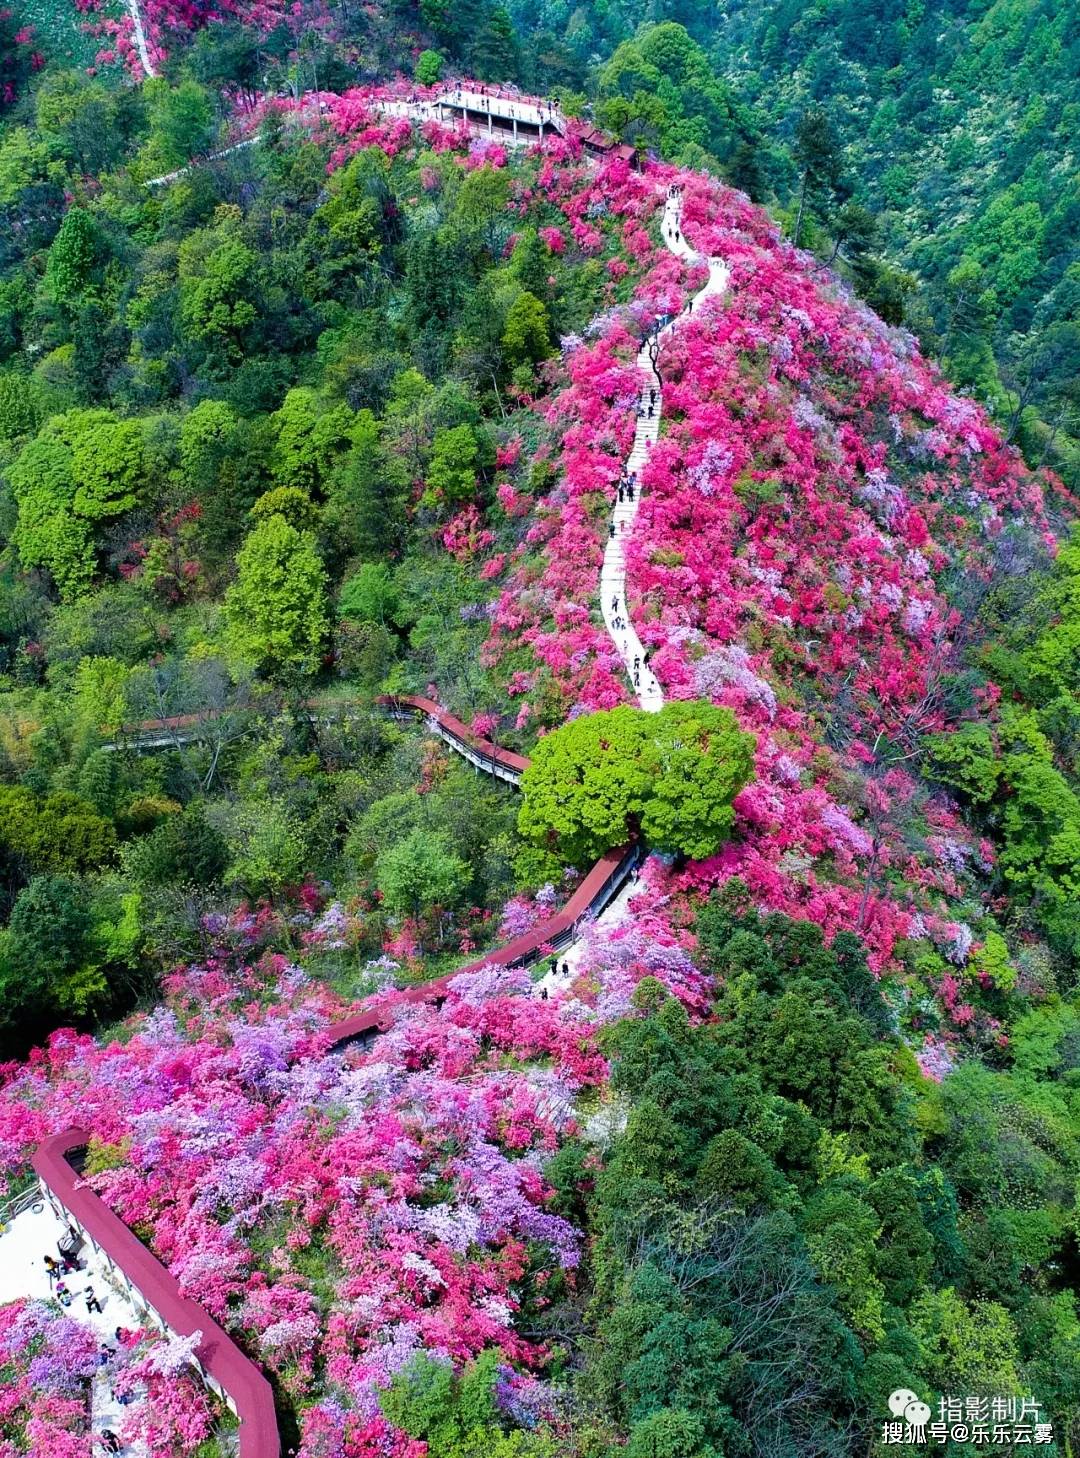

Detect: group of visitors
[44,1249,78,1280]
[45,1242,106,1315]
[666,182,684,243]
[609,593,652,688]
[96,1329,140,1453]
[538,958,572,998]
[43,1229,144,1454]
[446,86,560,123]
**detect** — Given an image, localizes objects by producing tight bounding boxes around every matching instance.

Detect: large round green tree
[518,702,755,864]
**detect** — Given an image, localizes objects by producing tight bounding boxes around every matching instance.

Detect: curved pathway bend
[32,1130,279,1458]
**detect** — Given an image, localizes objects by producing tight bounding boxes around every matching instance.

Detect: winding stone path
[124,0,155,78]
[535,188,730,994]
[602,188,730,715]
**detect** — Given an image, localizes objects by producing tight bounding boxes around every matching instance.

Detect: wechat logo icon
[888,1389,931,1440]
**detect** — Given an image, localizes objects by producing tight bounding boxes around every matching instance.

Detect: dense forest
[499,0,1080,487]
[0,2,1079,1457]
[0,77,617,1047]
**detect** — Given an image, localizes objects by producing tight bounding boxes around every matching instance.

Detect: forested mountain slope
[559,0,1080,486]
[0,23,1078,1458]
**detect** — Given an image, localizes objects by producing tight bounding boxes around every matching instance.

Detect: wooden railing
[376,693,529,784]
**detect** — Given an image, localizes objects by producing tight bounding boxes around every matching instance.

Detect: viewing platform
[373,85,636,163]
[434,86,565,144]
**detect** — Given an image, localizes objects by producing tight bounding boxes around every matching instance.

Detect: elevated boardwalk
[377,693,529,785]
[322,838,640,1051]
[435,86,564,145]
[33,1130,280,1458]
[372,85,635,162]
[108,693,530,785]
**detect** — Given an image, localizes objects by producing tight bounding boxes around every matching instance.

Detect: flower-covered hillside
[481,149,1070,1034]
[0,901,704,1457]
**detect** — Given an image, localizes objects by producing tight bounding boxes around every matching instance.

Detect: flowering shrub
[0,1300,98,1454]
[0,1298,218,1456]
[478,149,1055,1009]
[0,890,708,1456]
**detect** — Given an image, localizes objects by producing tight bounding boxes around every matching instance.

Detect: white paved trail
[124,0,155,78]
[603,190,730,714]
[0,1198,149,1452]
[535,188,730,997]
[601,195,730,723]
[146,136,261,188]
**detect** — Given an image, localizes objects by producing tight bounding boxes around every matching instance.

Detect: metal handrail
[0,1184,44,1230]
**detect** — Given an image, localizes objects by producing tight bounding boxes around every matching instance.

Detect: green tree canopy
[375,827,470,920]
[501,290,553,368]
[0,875,101,1034]
[415,50,443,86]
[380,1349,555,1457]
[0,786,116,880]
[141,77,216,174]
[270,387,353,494]
[326,409,410,559]
[339,561,400,626]
[518,702,755,863]
[224,512,329,675]
[124,805,228,889]
[178,206,259,359]
[8,409,146,599]
[422,423,481,509]
[45,208,105,312]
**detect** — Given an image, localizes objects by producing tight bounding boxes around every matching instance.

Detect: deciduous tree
[225,513,329,675]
